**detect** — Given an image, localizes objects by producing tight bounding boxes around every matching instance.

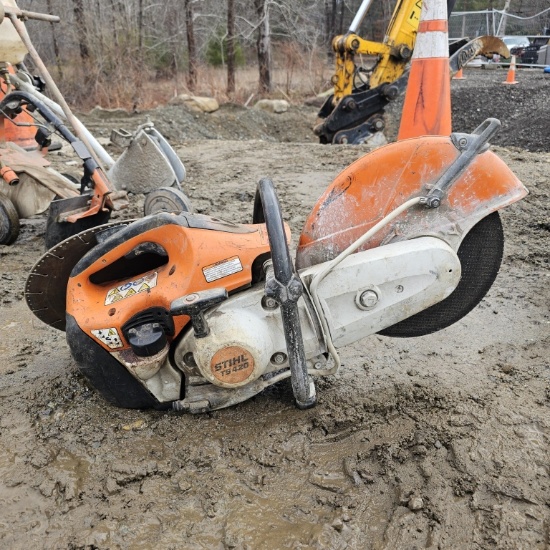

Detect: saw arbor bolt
[358,289,379,309]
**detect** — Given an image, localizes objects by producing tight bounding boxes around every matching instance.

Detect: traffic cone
[453,67,466,80]
[398,0,451,140]
[503,55,518,85]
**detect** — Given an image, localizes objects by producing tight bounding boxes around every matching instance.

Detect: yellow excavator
[315,0,508,144]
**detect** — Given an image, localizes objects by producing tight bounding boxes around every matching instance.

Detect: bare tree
[72,0,90,63]
[184,0,197,92]
[338,0,345,35]
[46,0,63,79]
[227,0,236,95]
[137,0,144,50]
[254,0,272,93]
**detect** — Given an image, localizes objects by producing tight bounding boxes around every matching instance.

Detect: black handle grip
[256,178,316,409]
[171,288,228,338]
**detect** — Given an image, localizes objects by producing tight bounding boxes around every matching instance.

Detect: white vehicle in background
[502,35,530,52]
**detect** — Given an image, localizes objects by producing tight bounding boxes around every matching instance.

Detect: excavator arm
[331,0,423,105]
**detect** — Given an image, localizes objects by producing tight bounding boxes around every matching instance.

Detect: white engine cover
[300,236,461,348]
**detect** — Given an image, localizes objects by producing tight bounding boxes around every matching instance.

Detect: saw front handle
[421,118,502,209]
[255,178,317,410]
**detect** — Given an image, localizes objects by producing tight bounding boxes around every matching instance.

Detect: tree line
[15,0,549,109]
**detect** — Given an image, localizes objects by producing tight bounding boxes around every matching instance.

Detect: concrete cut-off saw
[26,118,527,413]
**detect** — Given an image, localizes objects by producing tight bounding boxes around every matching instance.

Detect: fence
[449,7,550,39]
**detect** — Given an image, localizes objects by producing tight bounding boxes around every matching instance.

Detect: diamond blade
[25,221,132,331]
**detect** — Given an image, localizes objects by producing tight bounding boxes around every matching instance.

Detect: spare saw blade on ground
[25,220,132,331]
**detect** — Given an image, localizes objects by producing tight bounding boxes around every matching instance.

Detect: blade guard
[296,135,527,269]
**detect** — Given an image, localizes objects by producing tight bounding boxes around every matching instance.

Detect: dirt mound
[79,68,549,153]
[79,103,319,145]
[450,68,550,152]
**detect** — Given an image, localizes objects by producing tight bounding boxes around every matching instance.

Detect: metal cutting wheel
[25,220,132,330]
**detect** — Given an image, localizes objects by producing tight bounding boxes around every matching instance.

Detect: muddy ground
[0,68,549,549]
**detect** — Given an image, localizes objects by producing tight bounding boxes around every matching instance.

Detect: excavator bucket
[449,35,510,75]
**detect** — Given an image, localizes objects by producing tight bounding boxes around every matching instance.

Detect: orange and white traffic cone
[453,67,466,80]
[503,55,518,85]
[398,0,451,140]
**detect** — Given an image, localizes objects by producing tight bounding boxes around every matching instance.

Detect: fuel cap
[127,323,167,357]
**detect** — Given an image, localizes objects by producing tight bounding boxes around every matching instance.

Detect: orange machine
[0,65,39,149]
[67,218,275,346]
[26,117,527,412]
[0,5,122,246]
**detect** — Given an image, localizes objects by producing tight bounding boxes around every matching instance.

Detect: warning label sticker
[105,272,158,305]
[203,256,243,283]
[91,327,123,349]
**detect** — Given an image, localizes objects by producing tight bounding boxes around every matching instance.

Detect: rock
[39,479,56,498]
[309,472,348,493]
[363,131,388,148]
[331,518,344,532]
[105,477,121,495]
[304,95,327,108]
[170,94,219,113]
[177,478,192,493]
[88,105,130,117]
[361,473,375,483]
[408,496,424,511]
[500,363,514,374]
[253,99,290,114]
[121,419,146,431]
[413,444,428,456]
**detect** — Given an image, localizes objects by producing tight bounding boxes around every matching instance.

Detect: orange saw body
[26,120,528,412]
[67,215,276,353]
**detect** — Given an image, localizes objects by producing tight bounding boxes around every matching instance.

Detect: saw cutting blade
[25,221,132,331]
